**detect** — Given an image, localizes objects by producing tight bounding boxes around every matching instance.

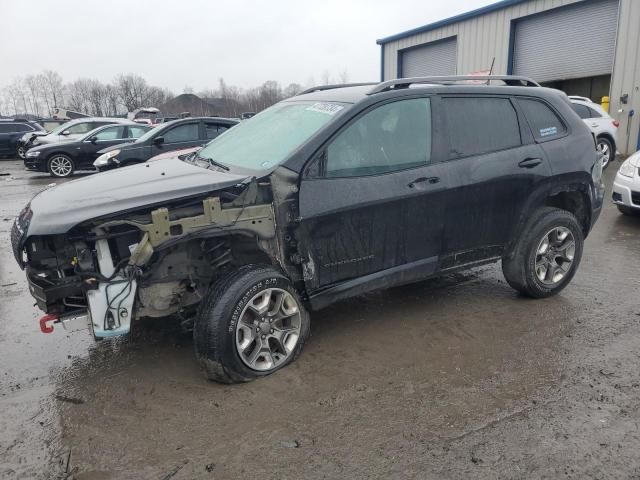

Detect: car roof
[289,79,568,105]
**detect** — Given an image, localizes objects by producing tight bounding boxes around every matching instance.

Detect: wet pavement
[0,158,639,479]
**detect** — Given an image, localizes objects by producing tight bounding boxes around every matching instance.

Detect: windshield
[197,101,348,170]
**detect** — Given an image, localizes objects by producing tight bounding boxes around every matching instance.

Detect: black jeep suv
[11,76,604,383]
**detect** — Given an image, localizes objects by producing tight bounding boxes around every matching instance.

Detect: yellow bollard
[601,96,610,113]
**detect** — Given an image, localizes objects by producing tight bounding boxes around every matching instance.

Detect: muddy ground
[0,158,639,479]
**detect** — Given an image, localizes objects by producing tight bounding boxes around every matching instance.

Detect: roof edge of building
[376,0,529,45]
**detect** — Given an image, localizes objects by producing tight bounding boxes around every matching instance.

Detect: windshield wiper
[196,153,230,171]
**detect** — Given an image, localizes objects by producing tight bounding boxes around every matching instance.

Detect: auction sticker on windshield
[305,103,344,115]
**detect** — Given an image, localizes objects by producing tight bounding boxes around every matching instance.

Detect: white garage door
[401,37,457,77]
[513,0,619,83]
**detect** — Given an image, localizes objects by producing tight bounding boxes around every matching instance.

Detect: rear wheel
[47,154,75,178]
[194,265,310,383]
[502,207,584,298]
[596,136,614,169]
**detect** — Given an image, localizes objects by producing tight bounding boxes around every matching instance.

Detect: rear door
[298,96,449,295]
[440,95,551,267]
[0,124,11,154]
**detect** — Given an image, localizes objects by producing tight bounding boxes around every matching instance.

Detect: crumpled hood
[27,158,249,236]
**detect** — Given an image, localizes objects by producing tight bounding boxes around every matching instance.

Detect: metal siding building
[377,0,640,154]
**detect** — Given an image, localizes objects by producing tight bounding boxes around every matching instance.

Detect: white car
[28,117,131,147]
[569,96,618,169]
[612,150,640,215]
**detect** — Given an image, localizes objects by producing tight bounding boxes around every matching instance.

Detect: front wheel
[502,207,584,298]
[194,265,310,383]
[16,146,26,159]
[47,154,75,178]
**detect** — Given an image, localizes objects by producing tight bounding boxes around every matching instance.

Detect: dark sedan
[24,123,151,177]
[93,117,238,171]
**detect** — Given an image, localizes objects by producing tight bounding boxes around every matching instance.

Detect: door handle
[518,157,542,169]
[408,176,440,188]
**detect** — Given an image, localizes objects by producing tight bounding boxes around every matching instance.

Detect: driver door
[297,96,448,303]
[78,125,128,168]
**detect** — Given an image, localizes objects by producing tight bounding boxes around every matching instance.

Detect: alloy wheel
[597,140,611,168]
[49,156,73,177]
[534,226,576,285]
[235,288,302,371]
[17,146,26,159]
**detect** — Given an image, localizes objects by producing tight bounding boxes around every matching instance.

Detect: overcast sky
[0,0,494,92]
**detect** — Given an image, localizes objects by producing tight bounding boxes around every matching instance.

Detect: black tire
[617,205,640,216]
[16,146,26,159]
[47,154,75,178]
[596,136,614,170]
[193,265,310,383]
[502,207,584,298]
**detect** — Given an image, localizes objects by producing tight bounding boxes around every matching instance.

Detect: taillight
[612,120,620,128]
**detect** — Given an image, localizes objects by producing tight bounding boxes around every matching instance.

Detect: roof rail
[297,82,378,96]
[368,75,540,94]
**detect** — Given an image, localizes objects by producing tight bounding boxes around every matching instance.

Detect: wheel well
[544,190,590,235]
[596,132,615,150]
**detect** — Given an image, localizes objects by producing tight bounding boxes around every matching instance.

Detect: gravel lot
[1,158,639,479]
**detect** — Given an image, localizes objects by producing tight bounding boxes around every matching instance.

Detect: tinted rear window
[443,97,522,159]
[518,98,567,141]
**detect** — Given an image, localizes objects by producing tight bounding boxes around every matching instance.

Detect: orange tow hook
[39,314,58,334]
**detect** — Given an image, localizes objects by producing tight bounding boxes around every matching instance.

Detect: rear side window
[587,107,602,119]
[443,97,521,159]
[127,126,149,138]
[205,123,228,140]
[518,98,567,141]
[572,103,592,119]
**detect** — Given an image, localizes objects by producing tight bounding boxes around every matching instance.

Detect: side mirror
[153,136,165,146]
[90,136,98,144]
[61,130,70,136]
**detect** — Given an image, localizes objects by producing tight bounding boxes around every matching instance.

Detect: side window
[442,97,521,159]
[163,123,200,143]
[127,126,149,138]
[325,98,431,178]
[587,107,602,119]
[205,123,228,140]
[13,124,34,133]
[93,126,126,141]
[67,122,94,134]
[518,98,567,141]
[0,125,11,133]
[572,103,592,119]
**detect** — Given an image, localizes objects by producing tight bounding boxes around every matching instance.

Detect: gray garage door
[513,0,619,83]
[400,37,457,77]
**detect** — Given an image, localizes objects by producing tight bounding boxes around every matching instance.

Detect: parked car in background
[20,117,132,153]
[612,149,640,215]
[0,119,46,158]
[24,123,152,177]
[11,76,604,383]
[569,96,618,169]
[93,117,237,171]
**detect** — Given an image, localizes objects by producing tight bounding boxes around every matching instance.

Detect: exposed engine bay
[14,172,301,338]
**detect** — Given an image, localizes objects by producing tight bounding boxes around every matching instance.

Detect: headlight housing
[618,154,640,178]
[26,150,41,157]
[94,149,120,167]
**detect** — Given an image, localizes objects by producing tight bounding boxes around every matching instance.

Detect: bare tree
[43,70,64,111]
[283,83,303,98]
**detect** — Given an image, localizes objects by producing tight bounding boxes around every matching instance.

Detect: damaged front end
[12,175,289,338]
